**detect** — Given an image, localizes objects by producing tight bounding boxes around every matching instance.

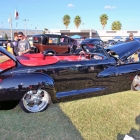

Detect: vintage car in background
[104,40,125,48]
[0,41,140,113]
[0,39,11,49]
[75,38,105,53]
[32,34,78,55]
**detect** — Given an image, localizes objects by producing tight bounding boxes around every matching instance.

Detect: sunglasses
[18,36,22,37]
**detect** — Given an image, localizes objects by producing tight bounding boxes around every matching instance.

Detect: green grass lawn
[0,90,140,140]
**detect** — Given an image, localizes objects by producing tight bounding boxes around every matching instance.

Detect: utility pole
[15,8,19,32]
[8,14,12,40]
[82,23,84,29]
[16,22,18,31]
[1,22,3,28]
[23,19,29,36]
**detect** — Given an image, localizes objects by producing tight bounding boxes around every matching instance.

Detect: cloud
[67,4,74,7]
[130,18,139,21]
[104,6,116,9]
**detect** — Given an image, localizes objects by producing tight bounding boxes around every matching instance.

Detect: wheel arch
[43,49,56,55]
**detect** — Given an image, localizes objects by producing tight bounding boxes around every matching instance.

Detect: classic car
[32,34,78,55]
[0,39,11,49]
[104,40,124,48]
[0,41,140,113]
[75,38,105,53]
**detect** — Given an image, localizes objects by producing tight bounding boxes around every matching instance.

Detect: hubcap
[23,89,50,112]
[132,75,140,90]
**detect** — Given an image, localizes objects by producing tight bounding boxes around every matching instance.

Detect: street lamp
[35,25,38,34]
[31,24,33,29]
[8,14,13,40]
[23,19,29,36]
[1,22,3,28]
[16,22,18,32]
[43,25,45,30]
[82,23,85,29]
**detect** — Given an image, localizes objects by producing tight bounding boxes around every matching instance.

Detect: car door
[44,36,69,54]
[51,57,117,101]
[57,36,69,53]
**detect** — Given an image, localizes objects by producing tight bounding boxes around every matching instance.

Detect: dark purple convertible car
[0,41,140,113]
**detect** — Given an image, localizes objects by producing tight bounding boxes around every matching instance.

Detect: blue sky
[0,0,140,31]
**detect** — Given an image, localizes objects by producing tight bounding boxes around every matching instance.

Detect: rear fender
[0,73,55,101]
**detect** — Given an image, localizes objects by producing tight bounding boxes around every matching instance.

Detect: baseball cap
[129,33,133,37]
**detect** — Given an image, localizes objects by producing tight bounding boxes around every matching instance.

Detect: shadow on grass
[0,103,84,140]
[117,114,140,140]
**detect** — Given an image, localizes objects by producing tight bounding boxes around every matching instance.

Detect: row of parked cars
[0,34,128,55]
[32,34,106,55]
[33,34,140,54]
[1,34,140,55]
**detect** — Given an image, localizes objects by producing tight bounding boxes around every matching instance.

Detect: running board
[56,87,105,98]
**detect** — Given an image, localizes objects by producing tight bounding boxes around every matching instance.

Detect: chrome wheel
[20,89,51,113]
[131,75,140,91]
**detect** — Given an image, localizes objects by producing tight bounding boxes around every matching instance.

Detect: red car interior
[0,59,16,70]
[17,53,85,66]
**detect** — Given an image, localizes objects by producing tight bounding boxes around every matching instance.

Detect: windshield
[82,44,106,55]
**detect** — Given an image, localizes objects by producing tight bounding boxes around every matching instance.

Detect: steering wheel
[79,51,87,60]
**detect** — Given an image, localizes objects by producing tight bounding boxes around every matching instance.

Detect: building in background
[49,29,140,41]
[0,28,140,42]
[0,28,43,40]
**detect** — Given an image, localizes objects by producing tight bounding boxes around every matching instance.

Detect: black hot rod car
[0,41,140,113]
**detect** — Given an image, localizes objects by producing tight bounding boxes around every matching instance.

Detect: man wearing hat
[125,33,135,42]
[17,32,31,56]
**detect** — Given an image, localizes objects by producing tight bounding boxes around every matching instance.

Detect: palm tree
[74,16,81,29]
[62,15,70,29]
[4,33,8,40]
[111,21,122,30]
[100,14,108,30]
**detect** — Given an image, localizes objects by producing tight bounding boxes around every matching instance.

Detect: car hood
[106,41,140,60]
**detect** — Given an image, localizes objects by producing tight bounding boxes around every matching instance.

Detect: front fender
[0,73,55,101]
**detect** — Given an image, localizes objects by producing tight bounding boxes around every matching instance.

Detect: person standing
[10,32,19,55]
[17,32,31,55]
[125,33,135,42]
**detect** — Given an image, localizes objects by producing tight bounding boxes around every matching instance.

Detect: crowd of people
[5,31,31,56]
